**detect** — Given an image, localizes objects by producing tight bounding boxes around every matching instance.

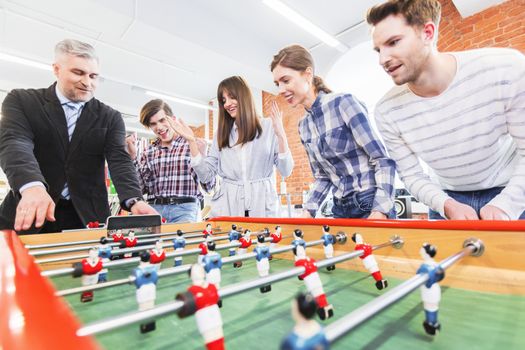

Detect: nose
[379,49,390,68]
[277,83,286,95]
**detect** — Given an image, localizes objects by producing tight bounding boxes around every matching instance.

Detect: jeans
[332,188,396,219]
[428,187,525,220]
[152,202,199,223]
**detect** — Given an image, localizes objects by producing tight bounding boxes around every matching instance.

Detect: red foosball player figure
[149,239,166,271]
[234,229,252,268]
[73,247,103,303]
[123,230,138,258]
[294,245,334,320]
[203,223,213,238]
[198,237,210,265]
[280,293,329,350]
[112,229,124,243]
[269,225,282,260]
[176,264,224,350]
[352,233,388,290]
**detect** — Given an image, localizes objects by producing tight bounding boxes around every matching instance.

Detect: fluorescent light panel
[0,52,213,111]
[145,90,216,111]
[263,0,342,48]
[0,52,52,71]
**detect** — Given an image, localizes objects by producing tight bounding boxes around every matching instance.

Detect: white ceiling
[0,0,386,134]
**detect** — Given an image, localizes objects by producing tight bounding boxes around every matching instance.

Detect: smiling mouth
[386,64,402,74]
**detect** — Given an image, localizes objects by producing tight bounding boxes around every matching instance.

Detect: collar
[305,91,326,114]
[55,84,87,109]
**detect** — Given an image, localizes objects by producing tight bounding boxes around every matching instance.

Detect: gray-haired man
[0,38,157,233]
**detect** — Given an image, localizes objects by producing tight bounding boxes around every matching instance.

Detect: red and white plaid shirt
[134,137,212,201]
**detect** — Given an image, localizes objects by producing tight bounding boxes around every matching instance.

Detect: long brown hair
[217,76,262,150]
[270,44,332,94]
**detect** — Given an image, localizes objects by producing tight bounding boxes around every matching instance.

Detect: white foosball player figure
[203,240,223,289]
[417,243,444,336]
[254,234,271,293]
[203,223,213,238]
[149,239,166,271]
[228,224,240,257]
[294,245,334,320]
[352,233,388,290]
[132,251,158,333]
[97,237,112,283]
[173,230,186,267]
[292,229,306,261]
[73,247,103,303]
[234,229,252,268]
[321,225,336,271]
[176,264,224,350]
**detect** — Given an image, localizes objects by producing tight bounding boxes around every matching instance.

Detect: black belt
[147,197,198,205]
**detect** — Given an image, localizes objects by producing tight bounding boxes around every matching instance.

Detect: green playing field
[51,257,525,350]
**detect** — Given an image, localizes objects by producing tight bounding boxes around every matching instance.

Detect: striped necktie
[61,102,81,199]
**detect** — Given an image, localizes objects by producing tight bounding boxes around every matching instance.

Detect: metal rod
[56,237,320,296]
[324,238,484,343]
[33,233,231,260]
[76,235,401,336]
[25,227,222,250]
[43,235,280,278]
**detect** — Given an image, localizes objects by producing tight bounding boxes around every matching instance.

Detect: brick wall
[439,0,525,52]
[262,91,312,204]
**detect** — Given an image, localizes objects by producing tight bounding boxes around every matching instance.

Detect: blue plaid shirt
[299,92,395,216]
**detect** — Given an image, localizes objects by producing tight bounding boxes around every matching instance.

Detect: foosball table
[1,217,524,349]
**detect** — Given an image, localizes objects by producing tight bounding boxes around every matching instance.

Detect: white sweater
[375,48,525,219]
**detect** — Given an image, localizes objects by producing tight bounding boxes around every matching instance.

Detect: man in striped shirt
[126,99,212,223]
[367,0,525,220]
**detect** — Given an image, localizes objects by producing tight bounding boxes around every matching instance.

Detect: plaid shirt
[299,92,395,216]
[135,137,211,201]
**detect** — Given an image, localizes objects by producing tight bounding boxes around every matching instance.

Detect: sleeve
[103,110,143,204]
[487,51,525,219]
[0,90,47,192]
[269,119,294,177]
[339,96,396,214]
[190,136,220,184]
[134,150,152,195]
[375,106,451,217]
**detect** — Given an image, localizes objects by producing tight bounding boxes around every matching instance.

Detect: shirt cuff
[191,153,203,167]
[20,181,45,193]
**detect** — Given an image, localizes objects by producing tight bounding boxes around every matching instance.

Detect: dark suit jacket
[0,83,142,233]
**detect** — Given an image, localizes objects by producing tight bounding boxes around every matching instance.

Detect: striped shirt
[135,137,209,201]
[375,48,525,219]
[300,92,396,216]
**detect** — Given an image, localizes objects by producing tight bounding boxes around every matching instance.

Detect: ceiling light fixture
[145,90,216,111]
[0,52,52,72]
[263,0,344,49]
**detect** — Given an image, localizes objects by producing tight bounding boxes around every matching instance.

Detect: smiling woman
[169,76,294,218]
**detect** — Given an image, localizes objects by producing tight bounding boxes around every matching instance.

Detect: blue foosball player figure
[417,243,445,336]
[321,225,336,271]
[228,224,240,257]
[173,230,186,267]
[97,237,112,282]
[133,251,158,333]
[254,233,271,293]
[281,293,330,350]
